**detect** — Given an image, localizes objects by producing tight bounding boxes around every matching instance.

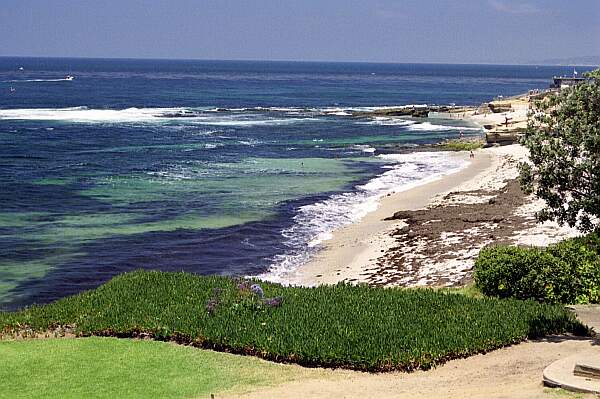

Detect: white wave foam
[0,107,186,122]
[407,122,481,132]
[352,144,376,153]
[0,107,323,126]
[208,105,429,115]
[4,78,74,83]
[260,151,468,283]
[263,107,306,112]
[325,105,428,113]
[320,107,353,116]
[206,106,310,113]
[237,139,263,146]
[357,117,417,126]
[0,106,480,131]
[193,117,321,127]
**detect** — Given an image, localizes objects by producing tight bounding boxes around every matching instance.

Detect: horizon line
[0,55,598,68]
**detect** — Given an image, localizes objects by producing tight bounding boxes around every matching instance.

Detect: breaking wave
[406,122,481,132]
[0,107,323,126]
[357,117,417,126]
[4,78,75,83]
[261,151,468,283]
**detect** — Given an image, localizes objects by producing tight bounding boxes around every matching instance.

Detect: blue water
[0,58,593,310]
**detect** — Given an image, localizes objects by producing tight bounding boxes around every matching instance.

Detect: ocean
[0,58,592,310]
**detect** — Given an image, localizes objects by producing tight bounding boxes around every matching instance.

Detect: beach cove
[0,59,594,309]
[281,142,579,288]
[3,2,600,398]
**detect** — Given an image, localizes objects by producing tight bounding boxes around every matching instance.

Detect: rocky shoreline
[348,92,534,146]
[349,105,475,118]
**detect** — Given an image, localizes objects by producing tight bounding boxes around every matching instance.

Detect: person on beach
[469,150,474,159]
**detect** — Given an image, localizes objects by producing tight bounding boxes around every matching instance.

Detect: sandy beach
[283,142,580,288]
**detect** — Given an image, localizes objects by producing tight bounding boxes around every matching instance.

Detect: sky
[1,0,599,64]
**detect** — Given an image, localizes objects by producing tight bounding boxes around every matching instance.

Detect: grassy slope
[0,337,306,399]
[0,271,587,371]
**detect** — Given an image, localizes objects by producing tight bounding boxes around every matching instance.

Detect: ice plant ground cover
[0,271,589,372]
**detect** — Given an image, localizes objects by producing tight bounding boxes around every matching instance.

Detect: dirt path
[222,336,598,399]
[222,308,600,399]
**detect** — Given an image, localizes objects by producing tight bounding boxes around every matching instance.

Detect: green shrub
[567,232,600,255]
[474,234,600,304]
[474,246,557,301]
[0,271,587,372]
[546,239,600,303]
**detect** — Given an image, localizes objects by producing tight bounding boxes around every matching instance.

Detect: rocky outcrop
[488,103,512,113]
[485,129,525,145]
[351,105,475,119]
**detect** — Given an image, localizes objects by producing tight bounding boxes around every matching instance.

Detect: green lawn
[0,337,305,399]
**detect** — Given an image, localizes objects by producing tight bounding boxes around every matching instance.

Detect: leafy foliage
[0,271,587,372]
[474,246,555,301]
[519,76,600,232]
[584,68,600,79]
[474,234,600,304]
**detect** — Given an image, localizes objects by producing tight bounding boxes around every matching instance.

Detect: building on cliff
[550,76,589,90]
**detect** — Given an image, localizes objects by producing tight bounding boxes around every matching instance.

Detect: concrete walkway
[543,352,600,394]
[542,305,600,395]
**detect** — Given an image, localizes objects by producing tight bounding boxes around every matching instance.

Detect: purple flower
[263,297,283,308]
[237,281,251,292]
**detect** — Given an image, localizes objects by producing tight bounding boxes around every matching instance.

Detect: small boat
[65,75,74,81]
[9,87,16,93]
[18,67,24,71]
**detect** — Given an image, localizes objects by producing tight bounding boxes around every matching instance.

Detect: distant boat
[65,75,74,81]
[9,87,16,93]
[18,66,24,71]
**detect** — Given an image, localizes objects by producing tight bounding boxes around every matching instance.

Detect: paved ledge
[543,351,600,394]
[575,360,600,379]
